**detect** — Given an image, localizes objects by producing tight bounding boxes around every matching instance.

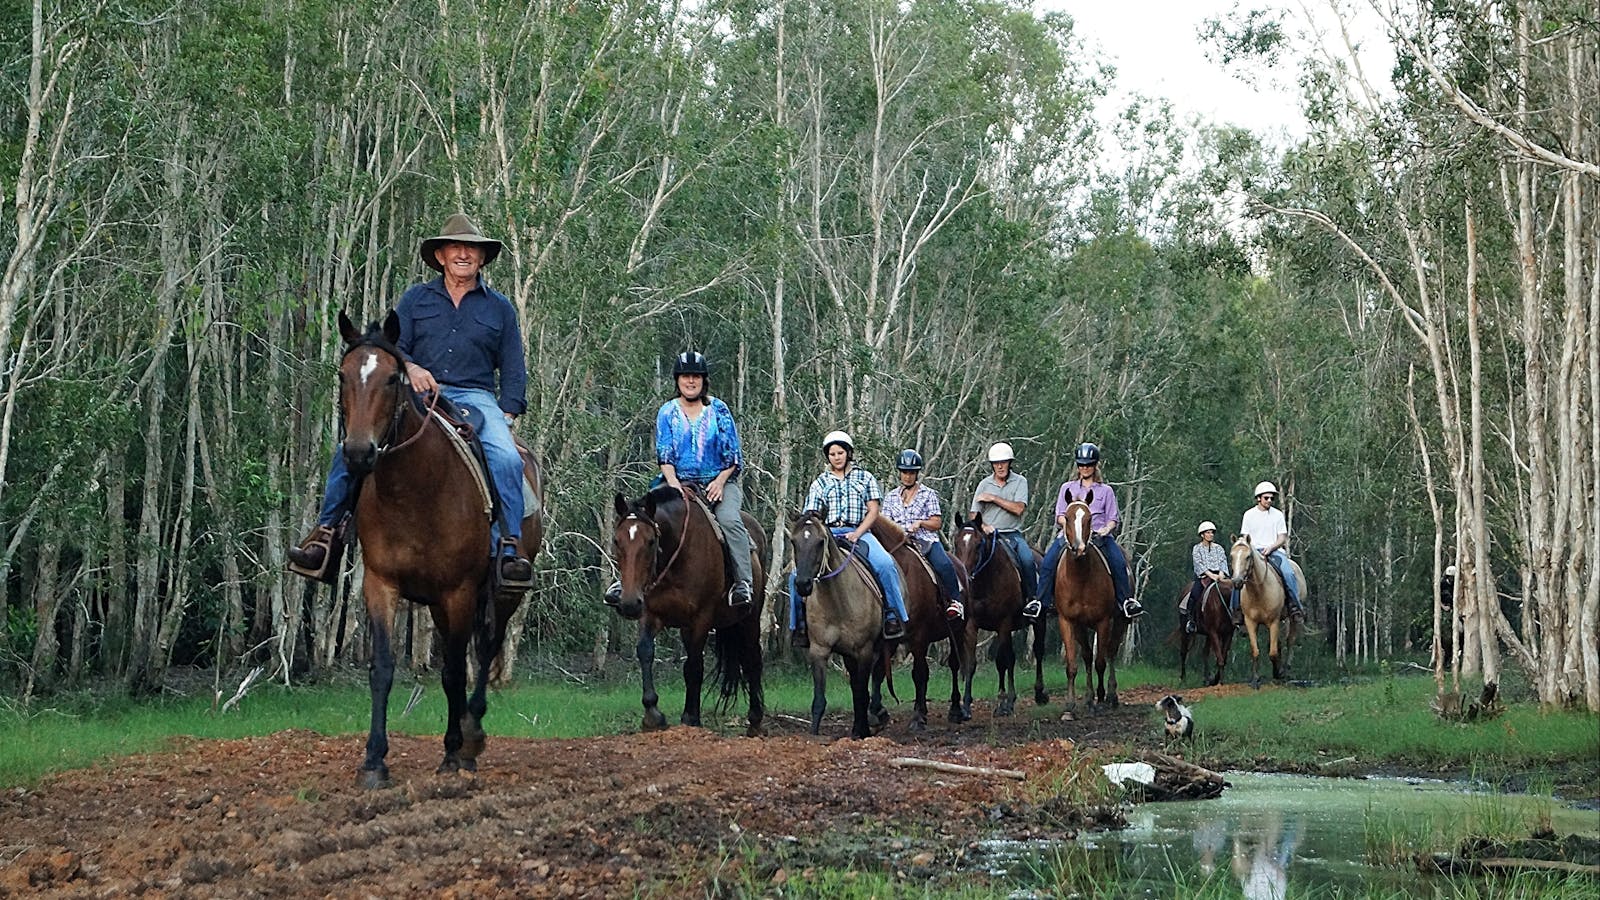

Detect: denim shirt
[395,276,527,416]
[655,396,743,484]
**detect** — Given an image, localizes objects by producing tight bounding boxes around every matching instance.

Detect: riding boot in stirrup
[603,580,623,608]
[288,520,346,586]
[1021,597,1043,620]
[945,599,965,620]
[497,539,534,593]
[882,614,906,641]
[729,580,753,607]
[1121,598,1146,619]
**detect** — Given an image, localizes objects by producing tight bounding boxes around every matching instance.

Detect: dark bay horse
[949,513,1048,720]
[789,507,889,738]
[610,486,766,735]
[868,518,961,731]
[1178,578,1234,686]
[336,311,539,788]
[1051,497,1126,714]
[1229,537,1303,688]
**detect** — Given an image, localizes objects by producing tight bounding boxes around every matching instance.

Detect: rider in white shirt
[1236,481,1304,621]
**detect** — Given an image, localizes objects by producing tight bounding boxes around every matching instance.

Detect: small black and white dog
[1156,694,1194,739]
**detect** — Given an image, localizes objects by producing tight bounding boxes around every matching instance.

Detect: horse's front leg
[1269,620,1283,680]
[948,628,971,723]
[868,649,890,730]
[1209,633,1228,687]
[360,582,400,789]
[910,642,930,731]
[846,653,873,739]
[1097,624,1117,707]
[462,581,498,766]
[1060,619,1079,716]
[1032,619,1050,706]
[680,625,707,727]
[637,618,669,731]
[809,651,829,735]
[994,626,1016,716]
[1179,630,1191,683]
[1247,621,1263,689]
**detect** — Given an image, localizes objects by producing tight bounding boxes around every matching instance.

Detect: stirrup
[1121,599,1145,619]
[603,580,623,608]
[945,600,965,620]
[1021,598,1042,620]
[288,524,344,585]
[496,539,534,592]
[728,580,753,607]
[882,615,906,640]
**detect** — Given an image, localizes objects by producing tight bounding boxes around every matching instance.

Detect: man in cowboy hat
[288,213,533,589]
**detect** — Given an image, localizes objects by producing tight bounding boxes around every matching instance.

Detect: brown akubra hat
[419,213,503,272]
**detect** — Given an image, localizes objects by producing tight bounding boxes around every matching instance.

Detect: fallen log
[890,757,1026,781]
[1125,750,1227,801]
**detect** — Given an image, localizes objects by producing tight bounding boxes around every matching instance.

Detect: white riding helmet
[1254,481,1278,498]
[1197,521,1217,535]
[822,430,854,452]
[1445,565,1457,577]
[987,442,1015,463]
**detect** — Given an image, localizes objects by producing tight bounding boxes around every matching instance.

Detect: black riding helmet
[896,449,923,472]
[1074,442,1101,466]
[673,351,709,377]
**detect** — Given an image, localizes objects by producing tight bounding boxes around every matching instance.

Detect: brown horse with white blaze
[789,506,889,738]
[1229,536,1303,688]
[336,311,540,788]
[610,486,767,734]
[1051,495,1126,714]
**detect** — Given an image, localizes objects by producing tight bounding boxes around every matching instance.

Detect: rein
[640,488,695,593]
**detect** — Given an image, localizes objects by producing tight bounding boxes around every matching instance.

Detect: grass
[1184,672,1599,781]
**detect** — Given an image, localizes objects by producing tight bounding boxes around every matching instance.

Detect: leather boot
[288,523,344,585]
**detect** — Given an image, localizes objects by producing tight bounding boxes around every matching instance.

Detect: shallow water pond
[984,772,1599,898]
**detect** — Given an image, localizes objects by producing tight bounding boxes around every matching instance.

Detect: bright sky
[1039,0,1313,140]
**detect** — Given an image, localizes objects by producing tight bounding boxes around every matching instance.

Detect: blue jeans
[317,386,523,549]
[1231,549,1302,612]
[789,528,909,629]
[995,530,1038,600]
[924,541,962,601]
[1037,533,1132,606]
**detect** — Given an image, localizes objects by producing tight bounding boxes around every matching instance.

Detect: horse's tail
[878,641,899,704]
[710,610,763,717]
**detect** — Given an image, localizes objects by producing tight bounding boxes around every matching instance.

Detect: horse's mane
[644,484,684,508]
[350,324,405,360]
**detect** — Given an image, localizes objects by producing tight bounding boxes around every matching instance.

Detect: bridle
[1230,543,1256,588]
[954,524,996,578]
[618,488,694,594]
[794,512,859,583]
[340,341,439,457]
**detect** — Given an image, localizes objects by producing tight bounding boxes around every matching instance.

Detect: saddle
[835,536,887,607]
[680,487,740,591]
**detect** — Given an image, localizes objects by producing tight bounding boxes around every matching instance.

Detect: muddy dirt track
[0,682,1246,898]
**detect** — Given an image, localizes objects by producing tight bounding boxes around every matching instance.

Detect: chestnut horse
[610,486,767,735]
[1178,578,1234,686]
[336,311,540,788]
[789,507,890,738]
[867,518,962,731]
[1051,496,1127,714]
[1229,537,1303,688]
[949,513,1049,720]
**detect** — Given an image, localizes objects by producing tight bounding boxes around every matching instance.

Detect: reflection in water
[1230,811,1301,900]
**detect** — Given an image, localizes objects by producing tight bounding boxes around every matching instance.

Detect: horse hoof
[436,758,462,775]
[680,715,702,728]
[1035,690,1050,706]
[642,711,669,732]
[357,767,391,790]
[909,718,927,732]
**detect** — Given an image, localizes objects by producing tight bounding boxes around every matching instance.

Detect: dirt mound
[0,684,1233,897]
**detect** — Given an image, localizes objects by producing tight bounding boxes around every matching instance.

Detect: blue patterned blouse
[654,397,743,484]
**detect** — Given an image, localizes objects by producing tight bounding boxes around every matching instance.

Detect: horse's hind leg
[1269,621,1284,681]
[847,653,873,739]
[910,642,930,731]
[951,629,975,723]
[1032,618,1050,705]
[741,617,766,737]
[461,583,499,766]
[434,599,473,775]
[680,626,707,727]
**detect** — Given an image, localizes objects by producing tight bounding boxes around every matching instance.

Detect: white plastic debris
[1100,762,1156,787]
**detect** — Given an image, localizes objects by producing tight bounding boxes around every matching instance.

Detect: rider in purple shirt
[1032,442,1145,620]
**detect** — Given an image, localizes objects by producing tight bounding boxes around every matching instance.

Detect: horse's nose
[795,578,814,597]
[617,597,644,620]
[342,439,378,475]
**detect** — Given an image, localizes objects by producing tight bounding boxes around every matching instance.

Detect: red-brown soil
[0,682,1243,898]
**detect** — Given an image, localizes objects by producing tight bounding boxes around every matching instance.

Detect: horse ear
[644,492,658,520]
[787,508,801,525]
[1085,488,1094,504]
[382,310,401,345]
[613,492,629,520]
[338,310,362,346]
[815,500,828,523]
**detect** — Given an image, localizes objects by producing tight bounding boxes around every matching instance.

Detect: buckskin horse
[1051,495,1127,714]
[335,311,541,788]
[867,518,962,731]
[1177,577,1234,686]
[1229,536,1303,688]
[949,512,1049,720]
[789,506,891,738]
[610,486,767,735]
